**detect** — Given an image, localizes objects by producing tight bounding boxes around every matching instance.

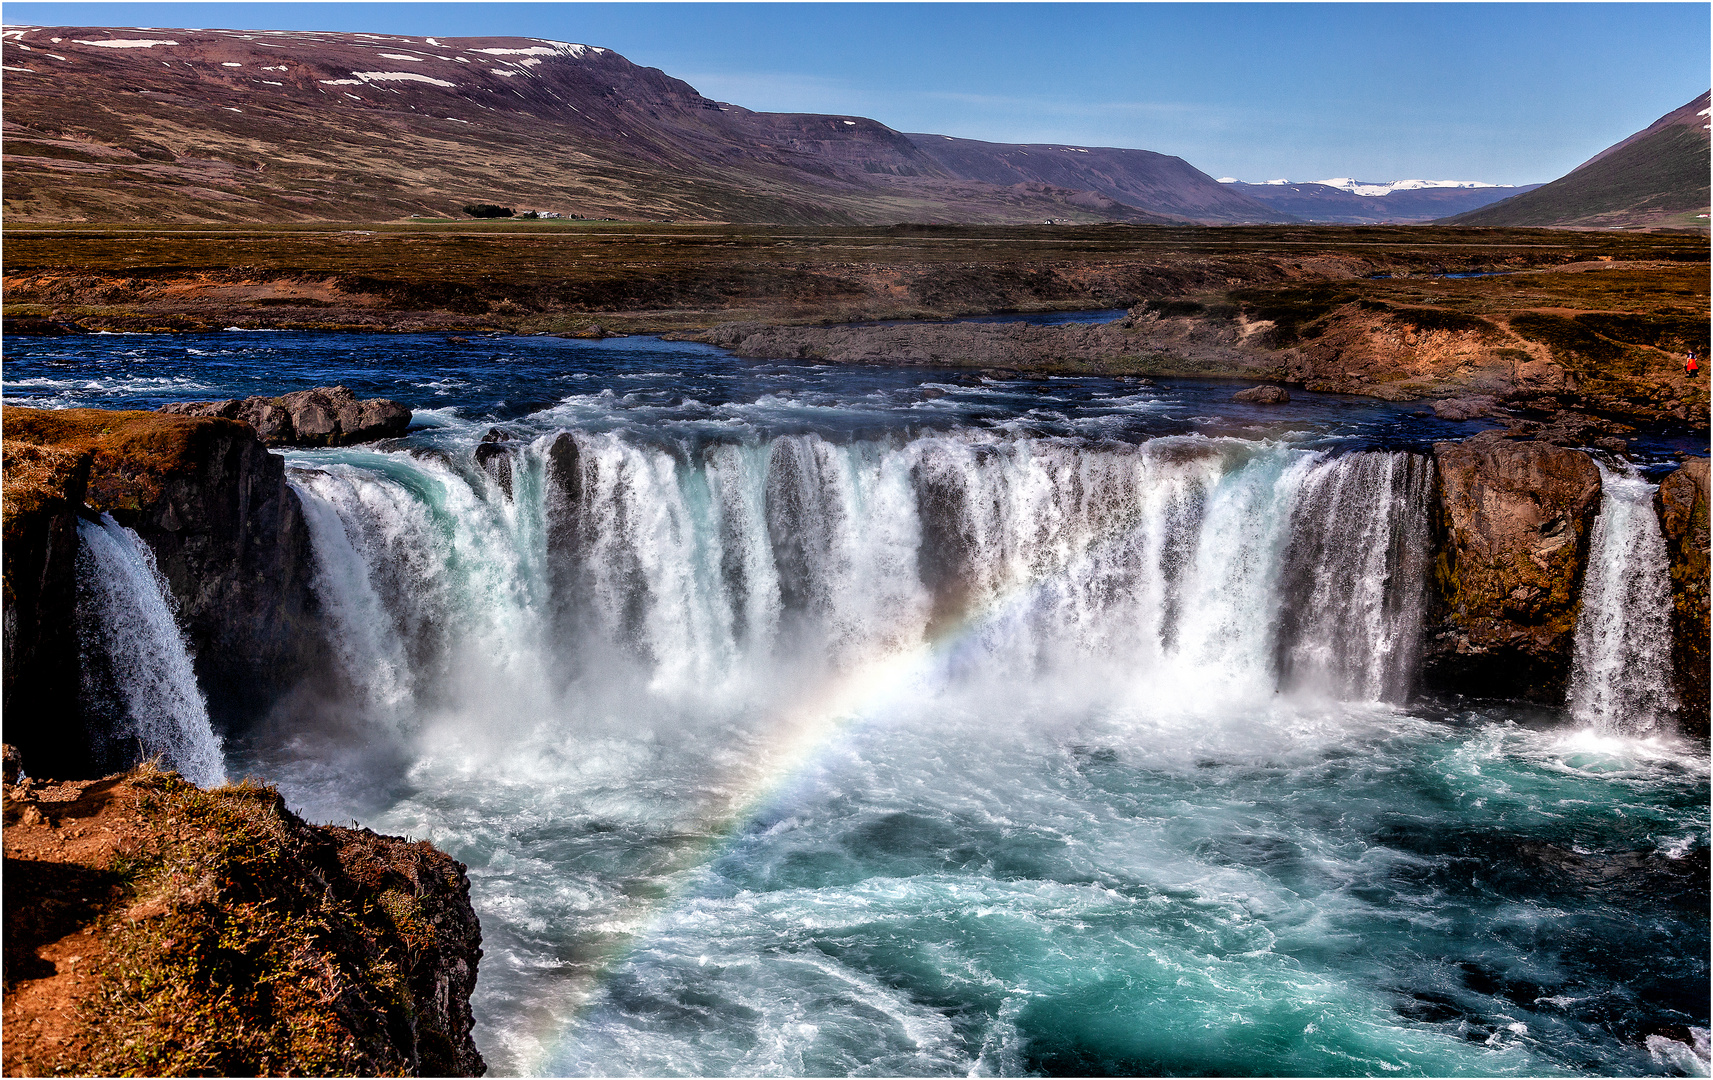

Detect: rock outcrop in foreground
[1,408,323,776]
[1424,433,1604,702]
[2,758,484,1076]
[160,385,411,447]
[1658,458,1710,731]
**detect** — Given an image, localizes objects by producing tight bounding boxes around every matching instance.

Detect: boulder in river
[1233,385,1290,404]
[160,386,410,447]
[1431,396,1496,421]
[1424,432,1603,702]
[473,427,515,499]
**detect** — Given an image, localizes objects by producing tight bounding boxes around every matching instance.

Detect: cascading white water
[287,434,1434,732]
[1568,463,1678,735]
[76,513,227,786]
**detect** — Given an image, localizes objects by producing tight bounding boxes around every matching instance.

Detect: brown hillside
[0,26,1189,225]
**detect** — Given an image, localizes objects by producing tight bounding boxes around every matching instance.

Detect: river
[6,329,1708,1076]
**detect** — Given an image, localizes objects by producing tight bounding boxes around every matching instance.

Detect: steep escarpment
[1423,433,1604,702]
[1,408,323,773]
[1657,458,1710,731]
[3,760,483,1076]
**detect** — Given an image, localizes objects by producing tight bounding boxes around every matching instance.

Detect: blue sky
[6,3,1708,185]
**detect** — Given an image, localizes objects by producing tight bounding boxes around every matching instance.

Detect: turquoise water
[334,690,1706,1077]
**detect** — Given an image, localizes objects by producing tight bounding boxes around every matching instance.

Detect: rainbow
[512,553,1085,1072]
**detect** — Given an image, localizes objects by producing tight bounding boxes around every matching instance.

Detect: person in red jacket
[1688,350,1700,378]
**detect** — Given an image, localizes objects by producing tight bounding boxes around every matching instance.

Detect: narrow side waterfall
[287,435,1435,731]
[1569,463,1678,734]
[76,513,227,786]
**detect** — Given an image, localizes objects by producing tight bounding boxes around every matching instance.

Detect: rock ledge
[160,385,411,447]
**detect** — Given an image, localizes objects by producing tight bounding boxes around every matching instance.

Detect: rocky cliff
[1,441,95,777]
[1657,458,1710,732]
[3,759,484,1076]
[1424,433,1604,702]
[1,408,324,774]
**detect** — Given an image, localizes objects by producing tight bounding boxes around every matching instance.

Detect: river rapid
[6,330,1709,1077]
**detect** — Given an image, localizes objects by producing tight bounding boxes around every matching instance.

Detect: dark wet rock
[473,428,516,500]
[1,315,81,337]
[1424,432,1603,702]
[1233,384,1290,404]
[1,408,325,777]
[160,386,411,448]
[1657,458,1709,732]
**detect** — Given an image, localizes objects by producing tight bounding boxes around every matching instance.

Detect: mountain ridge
[1442,92,1711,230]
[0,25,1221,225]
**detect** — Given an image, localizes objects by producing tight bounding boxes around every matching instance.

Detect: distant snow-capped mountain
[1218,177,1538,224]
[1218,177,1501,196]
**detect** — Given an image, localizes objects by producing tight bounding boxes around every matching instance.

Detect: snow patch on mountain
[350,71,458,87]
[470,41,601,59]
[72,38,178,48]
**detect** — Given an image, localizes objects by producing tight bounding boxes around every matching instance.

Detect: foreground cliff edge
[1,751,485,1076]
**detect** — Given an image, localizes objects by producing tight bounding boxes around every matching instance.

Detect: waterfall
[1568,463,1677,735]
[287,434,1435,731]
[76,513,227,786]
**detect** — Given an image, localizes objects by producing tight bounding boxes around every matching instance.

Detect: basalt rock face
[1,441,96,776]
[160,385,411,447]
[0,408,325,771]
[1424,433,1603,702]
[1657,458,1710,733]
